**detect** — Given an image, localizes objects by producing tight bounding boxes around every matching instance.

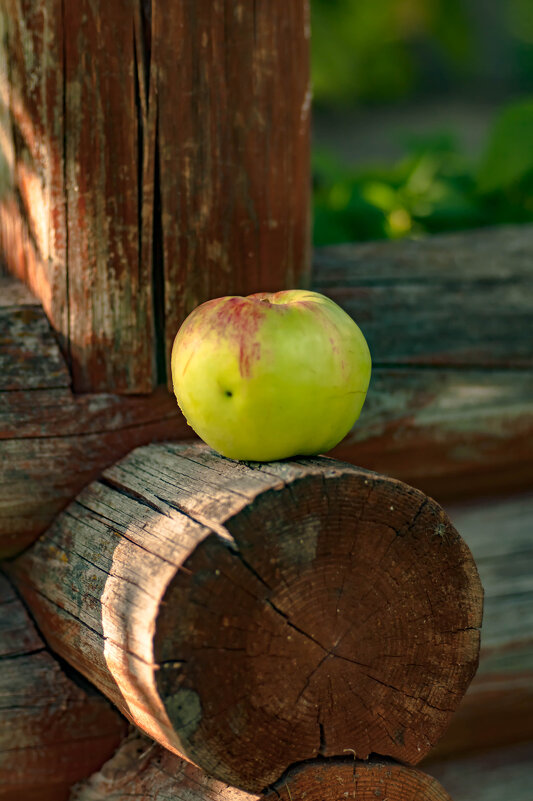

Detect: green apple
[171,290,371,461]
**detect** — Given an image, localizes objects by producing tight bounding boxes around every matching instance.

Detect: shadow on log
[0,572,126,801]
[0,276,187,557]
[71,733,452,801]
[9,443,482,792]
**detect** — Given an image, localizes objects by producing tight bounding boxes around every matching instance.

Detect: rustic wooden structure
[427,492,533,760]
[9,441,482,791]
[0,572,126,801]
[0,275,187,557]
[3,224,533,558]
[72,733,453,801]
[1,1,311,393]
[319,225,533,500]
[1,0,531,797]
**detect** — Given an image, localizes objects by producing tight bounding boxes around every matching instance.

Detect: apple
[171,289,371,461]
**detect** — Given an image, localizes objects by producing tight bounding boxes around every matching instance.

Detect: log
[0,275,188,557]
[427,741,533,801]
[9,442,483,791]
[70,731,257,801]
[424,492,533,760]
[0,571,126,801]
[314,224,533,500]
[71,734,453,801]
[1,0,310,392]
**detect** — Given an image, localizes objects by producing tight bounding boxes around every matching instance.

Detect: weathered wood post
[0,0,311,556]
[1,1,311,392]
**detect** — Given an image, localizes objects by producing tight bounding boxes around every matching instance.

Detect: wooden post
[1,1,311,393]
[0,572,126,801]
[71,734,453,801]
[9,442,483,792]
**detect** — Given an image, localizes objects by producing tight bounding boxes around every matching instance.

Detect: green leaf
[477,99,533,193]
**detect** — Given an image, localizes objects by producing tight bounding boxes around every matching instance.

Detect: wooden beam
[72,733,453,801]
[427,741,533,801]
[1,1,311,393]
[313,225,533,500]
[9,442,482,792]
[0,571,126,801]
[425,492,533,760]
[0,275,188,557]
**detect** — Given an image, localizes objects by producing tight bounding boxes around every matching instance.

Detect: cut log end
[155,461,482,787]
[72,736,452,801]
[10,443,483,792]
[264,760,452,801]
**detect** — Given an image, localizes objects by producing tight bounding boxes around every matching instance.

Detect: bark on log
[424,492,533,760]
[71,734,453,801]
[0,571,126,801]
[0,275,188,557]
[1,1,310,393]
[9,442,483,792]
[314,224,533,500]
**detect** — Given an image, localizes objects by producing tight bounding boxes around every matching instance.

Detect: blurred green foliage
[311,0,474,106]
[311,0,533,107]
[313,99,533,245]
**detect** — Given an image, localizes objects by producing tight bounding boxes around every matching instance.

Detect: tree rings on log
[10,443,483,791]
[72,734,452,801]
[265,760,452,801]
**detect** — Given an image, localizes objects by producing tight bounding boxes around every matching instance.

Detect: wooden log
[0,571,126,801]
[424,492,533,760]
[72,734,453,801]
[70,731,257,801]
[9,442,483,792]
[427,741,533,801]
[1,1,310,393]
[0,275,188,557]
[313,224,533,500]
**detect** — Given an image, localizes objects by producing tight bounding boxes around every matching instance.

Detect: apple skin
[171,290,371,461]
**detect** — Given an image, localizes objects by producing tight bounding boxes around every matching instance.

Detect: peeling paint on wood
[155,1,311,379]
[10,441,482,792]
[2,1,311,393]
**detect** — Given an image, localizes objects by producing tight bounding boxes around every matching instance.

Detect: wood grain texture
[314,225,533,367]
[268,760,452,801]
[9,442,482,791]
[2,1,311,392]
[0,571,126,801]
[313,225,533,499]
[72,736,451,801]
[155,0,311,378]
[1,0,68,350]
[70,731,257,801]
[0,276,188,557]
[425,493,533,760]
